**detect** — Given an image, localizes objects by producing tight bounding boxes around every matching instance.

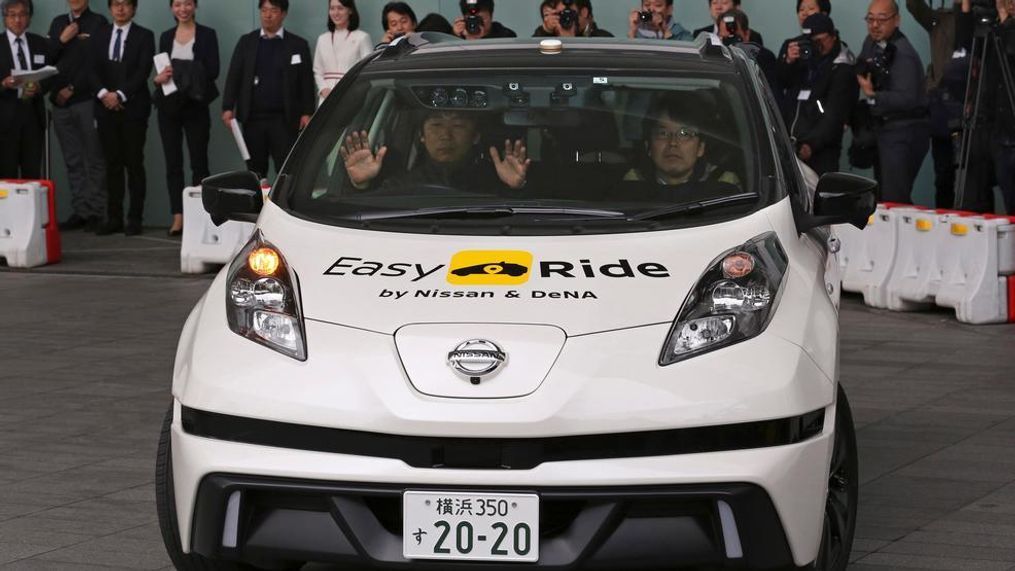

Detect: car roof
[367,33,745,75]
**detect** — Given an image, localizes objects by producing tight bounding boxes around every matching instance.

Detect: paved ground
[2,229,1015,570]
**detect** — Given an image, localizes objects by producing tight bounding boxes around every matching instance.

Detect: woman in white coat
[313,0,372,101]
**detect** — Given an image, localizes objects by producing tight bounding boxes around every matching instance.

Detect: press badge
[291,54,302,65]
[797,90,812,101]
[33,55,45,65]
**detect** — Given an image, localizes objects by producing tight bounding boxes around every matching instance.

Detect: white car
[158,35,876,571]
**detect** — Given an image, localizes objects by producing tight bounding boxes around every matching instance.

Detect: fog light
[252,310,302,351]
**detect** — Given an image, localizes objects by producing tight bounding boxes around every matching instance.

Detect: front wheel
[811,385,859,571]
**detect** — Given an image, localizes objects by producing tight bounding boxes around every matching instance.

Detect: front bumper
[171,402,835,568]
[190,475,800,570]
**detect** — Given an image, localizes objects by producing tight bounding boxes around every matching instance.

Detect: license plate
[402,491,539,562]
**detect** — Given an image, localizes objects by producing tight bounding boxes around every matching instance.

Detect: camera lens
[450,88,469,107]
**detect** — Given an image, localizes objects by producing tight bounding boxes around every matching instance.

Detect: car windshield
[283,64,773,235]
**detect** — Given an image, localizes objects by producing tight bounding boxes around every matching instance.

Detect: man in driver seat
[341,110,530,192]
[625,95,740,187]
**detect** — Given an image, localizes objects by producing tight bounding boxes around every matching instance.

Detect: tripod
[954,24,1015,209]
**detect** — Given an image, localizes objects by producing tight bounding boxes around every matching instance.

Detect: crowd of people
[1,0,1013,237]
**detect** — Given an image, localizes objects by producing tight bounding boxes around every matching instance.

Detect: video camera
[559,0,578,31]
[465,0,482,35]
[971,0,999,24]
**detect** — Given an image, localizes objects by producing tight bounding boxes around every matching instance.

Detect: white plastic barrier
[180,186,257,274]
[885,210,972,312]
[0,181,48,268]
[936,214,1015,324]
[840,204,928,308]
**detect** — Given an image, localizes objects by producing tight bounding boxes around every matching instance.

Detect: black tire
[811,385,859,571]
[155,405,253,571]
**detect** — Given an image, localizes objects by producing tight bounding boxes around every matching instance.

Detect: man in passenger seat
[341,110,530,191]
[624,95,740,187]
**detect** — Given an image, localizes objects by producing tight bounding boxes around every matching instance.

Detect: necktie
[15,38,27,71]
[112,28,123,62]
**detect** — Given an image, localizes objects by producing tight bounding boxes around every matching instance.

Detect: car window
[285,68,774,235]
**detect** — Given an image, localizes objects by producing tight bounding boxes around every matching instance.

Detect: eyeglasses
[652,127,700,143]
[863,13,896,24]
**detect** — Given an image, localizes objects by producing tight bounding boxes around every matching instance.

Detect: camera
[793,35,814,61]
[971,0,998,24]
[639,10,654,24]
[464,0,482,35]
[856,44,896,89]
[559,0,578,31]
[722,14,738,36]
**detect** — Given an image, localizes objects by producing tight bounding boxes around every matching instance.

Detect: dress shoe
[59,215,88,231]
[95,220,124,236]
[125,221,143,236]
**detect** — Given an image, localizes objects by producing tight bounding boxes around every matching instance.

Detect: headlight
[225,232,307,361]
[659,232,788,365]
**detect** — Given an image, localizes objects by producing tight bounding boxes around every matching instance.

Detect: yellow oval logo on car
[447,251,533,286]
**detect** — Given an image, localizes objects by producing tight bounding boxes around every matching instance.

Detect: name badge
[291,54,302,65]
[33,55,45,65]
[797,89,812,101]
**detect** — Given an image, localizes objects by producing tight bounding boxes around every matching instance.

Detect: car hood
[257,202,781,336]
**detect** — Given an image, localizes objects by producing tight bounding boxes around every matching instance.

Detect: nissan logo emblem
[447,340,506,385]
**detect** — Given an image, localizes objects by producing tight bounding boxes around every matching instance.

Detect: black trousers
[0,103,43,180]
[875,121,931,204]
[244,114,296,180]
[931,135,956,209]
[97,111,149,224]
[158,102,211,215]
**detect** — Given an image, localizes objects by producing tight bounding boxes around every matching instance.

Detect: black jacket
[858,30,929,128]
[693,24,763,46]
[89,22,156,121]
[477,22,517,39]
[0,32,52,128]
[155,24,220,109]
[222,29,315,131]
[782,41,858,174]
[47,8,108,107]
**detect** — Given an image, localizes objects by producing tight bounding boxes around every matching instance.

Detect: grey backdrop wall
[22,0,935,226]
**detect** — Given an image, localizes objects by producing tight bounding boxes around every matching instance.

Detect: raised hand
[490,139,531,190]
[340,130,388,189]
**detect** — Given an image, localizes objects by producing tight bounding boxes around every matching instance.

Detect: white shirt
[107,22,132,60]
[172,38,195,61]
[6,29,32,72]
[6,29,32,97]
[313,29,373,96]
[98,22,132,103]
[261,27,285,40]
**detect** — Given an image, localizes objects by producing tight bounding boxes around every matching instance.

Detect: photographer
[694,0,764,45]
[718,10,781,100]
[454,0,516,40]
[857,0,931,203]
[907,0,969,208]
[628,0,693,41]
[534,0,613,38]
[970,0,1015,212]
[776,0,832,89]
[780,14,858,175]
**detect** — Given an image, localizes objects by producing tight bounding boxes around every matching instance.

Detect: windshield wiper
[345,206,627,222]
[629,192,760,222]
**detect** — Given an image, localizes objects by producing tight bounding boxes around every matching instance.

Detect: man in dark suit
[222,0,315,180]
[1,0,52,179]
[90,0,155,236]
[48,0,109,232]
[692,0,764,45]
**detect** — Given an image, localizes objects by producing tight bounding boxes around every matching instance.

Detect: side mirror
[797,172,878,232]
[202,171,263,226]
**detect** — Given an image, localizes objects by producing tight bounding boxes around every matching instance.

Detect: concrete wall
[22,0,935,226]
